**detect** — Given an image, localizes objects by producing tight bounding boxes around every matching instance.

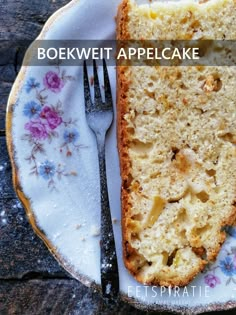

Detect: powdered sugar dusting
[90,225,100,236]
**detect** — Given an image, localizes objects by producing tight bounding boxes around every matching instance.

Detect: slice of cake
[117,0,236,286]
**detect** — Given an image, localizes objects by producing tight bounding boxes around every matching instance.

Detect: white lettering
[146,47,154,59]
[117,48,127,59]
[47,48,58,60]
[76,47,91,60]
[182,286,189,297]
[182,47,192,59]
[205,286,210,298]
[67,48,76,60]
[59,48,66,60]
[151,286,158,298]
[191,286,196,297]
[127,286,133,297]
[160,286,166,296]
[155,48,162,60]
[137,48,146,59]
[136,286,141,298]
[173,286,180,297]
[144,285,149,297]
[104,47,113,59]
[162,47,171,59]
[92,48,99,59]
[192,47,200,59]
[172,47,182,59]
[38,48,46,60]
[129,48,137,58]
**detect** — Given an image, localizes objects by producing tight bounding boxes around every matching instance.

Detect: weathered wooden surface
[0,0,235,314]
[0,279,152,315]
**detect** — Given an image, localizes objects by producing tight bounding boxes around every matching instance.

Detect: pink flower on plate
[25,119,48,140]
[204,274,221,288]
[43,71,64,93]
[40,106,62,130]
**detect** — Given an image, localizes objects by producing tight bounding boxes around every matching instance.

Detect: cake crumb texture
[117,0,236,286]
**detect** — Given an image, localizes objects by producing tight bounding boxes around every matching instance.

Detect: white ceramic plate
[6,0,236,313]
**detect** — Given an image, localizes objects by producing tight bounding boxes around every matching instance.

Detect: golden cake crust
[117,0,236,286]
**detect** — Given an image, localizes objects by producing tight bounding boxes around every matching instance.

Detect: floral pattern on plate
[21,67,83,190]
[203,227,236,288]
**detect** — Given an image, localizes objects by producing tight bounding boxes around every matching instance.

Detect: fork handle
[97,135,119,300]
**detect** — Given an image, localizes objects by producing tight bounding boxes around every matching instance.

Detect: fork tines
[83,59,113,112]
[83,59,119,299]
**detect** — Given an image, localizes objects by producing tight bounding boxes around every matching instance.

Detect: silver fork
[83,59,119,300]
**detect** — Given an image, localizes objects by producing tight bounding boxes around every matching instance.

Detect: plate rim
[5,0,236,313]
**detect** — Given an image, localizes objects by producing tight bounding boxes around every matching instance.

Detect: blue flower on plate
[63,129,79,144]
[219,256,236,276]
[225,226,236,239]
[25,77,40,93]
[23,101,41,118]
[39,161,56,180]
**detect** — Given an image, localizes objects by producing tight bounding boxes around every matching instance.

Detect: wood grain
[0,280,149,315]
